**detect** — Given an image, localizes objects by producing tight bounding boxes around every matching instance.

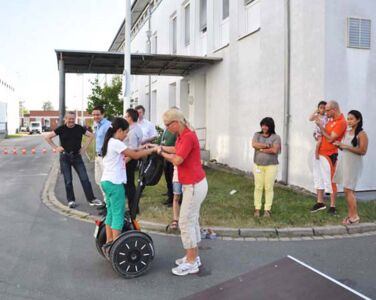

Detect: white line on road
[287,255,372,300]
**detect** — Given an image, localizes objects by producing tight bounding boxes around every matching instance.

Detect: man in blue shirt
[92,106,112,203]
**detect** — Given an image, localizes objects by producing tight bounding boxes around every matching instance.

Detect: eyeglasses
[165,120,176,127]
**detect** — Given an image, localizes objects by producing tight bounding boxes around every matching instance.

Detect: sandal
[263,210,272,218]
[166,220,179,232]
[342,216,360,225]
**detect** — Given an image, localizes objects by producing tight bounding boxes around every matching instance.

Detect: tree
[42,101,54,111]
[87,76,123,120]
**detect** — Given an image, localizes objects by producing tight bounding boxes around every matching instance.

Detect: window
[184,4,191,46]
[348,17,371,49]
[222,0,229,20]
[171,15,177,54]
[200,0,207,32]
[244,0,255,6]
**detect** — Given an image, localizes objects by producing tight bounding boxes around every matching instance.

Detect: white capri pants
[180,178,208,249]
[312,155,334,194]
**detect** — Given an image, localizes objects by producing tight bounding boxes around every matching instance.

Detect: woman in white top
[334,110,368,225]
[100,117,156,258]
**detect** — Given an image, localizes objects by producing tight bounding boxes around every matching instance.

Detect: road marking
[287,255,372,300]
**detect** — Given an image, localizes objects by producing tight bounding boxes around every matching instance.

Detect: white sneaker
[175,256,202,267]
[89,199,103,206]
[171,261,199,276]
[68,201,76,209]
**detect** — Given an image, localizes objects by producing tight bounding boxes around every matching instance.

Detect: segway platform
[181,256,371,300]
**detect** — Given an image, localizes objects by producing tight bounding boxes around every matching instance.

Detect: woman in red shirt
[157,109,207,276]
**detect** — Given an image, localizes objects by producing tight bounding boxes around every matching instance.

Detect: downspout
[147,2,152,119]
[282,0,291,184]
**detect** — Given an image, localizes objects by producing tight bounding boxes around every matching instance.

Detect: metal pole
[282,0,291,184]
[147,2,152,120]
[58,54,65,126]
[81,74,84,126]
[123,0,131,116]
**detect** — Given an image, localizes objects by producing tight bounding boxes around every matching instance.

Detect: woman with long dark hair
[334,110,368,225]
[251,117,281,217]
[100,117,156,258]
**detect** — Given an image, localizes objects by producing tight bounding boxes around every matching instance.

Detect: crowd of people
[45,99,368,276]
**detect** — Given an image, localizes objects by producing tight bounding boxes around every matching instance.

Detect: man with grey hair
[45,111,102,208]
[311,100,347,215]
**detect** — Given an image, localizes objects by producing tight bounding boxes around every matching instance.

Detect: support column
[58,54,66,126]
[123,0,131,116]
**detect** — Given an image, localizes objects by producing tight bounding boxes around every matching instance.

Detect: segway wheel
[110,231,155,279]
[95,225,107,257]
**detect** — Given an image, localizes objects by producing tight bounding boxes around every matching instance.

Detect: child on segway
[100,117,157,258]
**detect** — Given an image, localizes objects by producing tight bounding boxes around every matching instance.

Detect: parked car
[29,122,42,134]
[20,126,28,132]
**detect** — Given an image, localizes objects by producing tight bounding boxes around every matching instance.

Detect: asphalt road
[0,136,375,300]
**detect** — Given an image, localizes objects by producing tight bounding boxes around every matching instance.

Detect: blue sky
[0,0,125,110]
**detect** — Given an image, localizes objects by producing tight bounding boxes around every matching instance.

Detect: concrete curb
[42,157,376,240]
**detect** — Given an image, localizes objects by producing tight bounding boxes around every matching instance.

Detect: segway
[94,153,165,278]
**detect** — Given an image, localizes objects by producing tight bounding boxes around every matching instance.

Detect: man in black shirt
[45,111,102,208]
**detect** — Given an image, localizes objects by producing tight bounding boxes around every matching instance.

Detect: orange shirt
[319,113,347,156]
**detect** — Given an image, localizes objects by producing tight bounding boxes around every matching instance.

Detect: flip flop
[342,217,360,225]
[166,220,179,232]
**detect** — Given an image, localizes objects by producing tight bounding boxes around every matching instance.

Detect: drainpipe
[146,2,152,119]
[123,0,131,116]
[282,0,291,184]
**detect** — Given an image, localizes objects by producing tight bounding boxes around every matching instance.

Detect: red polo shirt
[175,128,205,184]
[319,113,347,156]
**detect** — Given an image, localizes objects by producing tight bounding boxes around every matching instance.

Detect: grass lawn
[5,133,26,139]
[85,137,376,228]
[139,167,376,228]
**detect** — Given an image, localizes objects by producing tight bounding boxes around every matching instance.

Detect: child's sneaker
[175,256,202,267]
[171,261,199,276]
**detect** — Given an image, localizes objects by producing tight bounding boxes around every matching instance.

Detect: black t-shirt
[54,125,86,153]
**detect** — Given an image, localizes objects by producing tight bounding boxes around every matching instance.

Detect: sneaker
[254,210,260,217]
[310,202,326,213]
[101,242,112,260]
[327,207,337,215]
[172,261,199,276]
[89,198,103,206]
[68,201,76,209]
[175,256,202,267]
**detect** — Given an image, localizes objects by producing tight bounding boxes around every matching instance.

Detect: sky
[0,0,125,111]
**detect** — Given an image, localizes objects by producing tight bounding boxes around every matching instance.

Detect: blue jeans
[60,152,95,203]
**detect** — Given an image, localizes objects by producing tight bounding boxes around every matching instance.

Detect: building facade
[110,0,376,191]
[22,110,93,131]
[0,67,19,136]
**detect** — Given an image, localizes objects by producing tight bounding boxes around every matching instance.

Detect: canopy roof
[55,50,222,76]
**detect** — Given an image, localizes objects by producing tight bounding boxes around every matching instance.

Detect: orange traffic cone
[13,147,17,155]
[22,148,27,155]
[42,148,47,154]
[31,148,36,155]
[3,148,8,155]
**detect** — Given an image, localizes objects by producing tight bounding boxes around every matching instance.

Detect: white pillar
[123,0,132,116]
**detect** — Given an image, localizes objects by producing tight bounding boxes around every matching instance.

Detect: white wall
[324,0,376,190]
[288,0,326,191]
[125,0,376,191]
